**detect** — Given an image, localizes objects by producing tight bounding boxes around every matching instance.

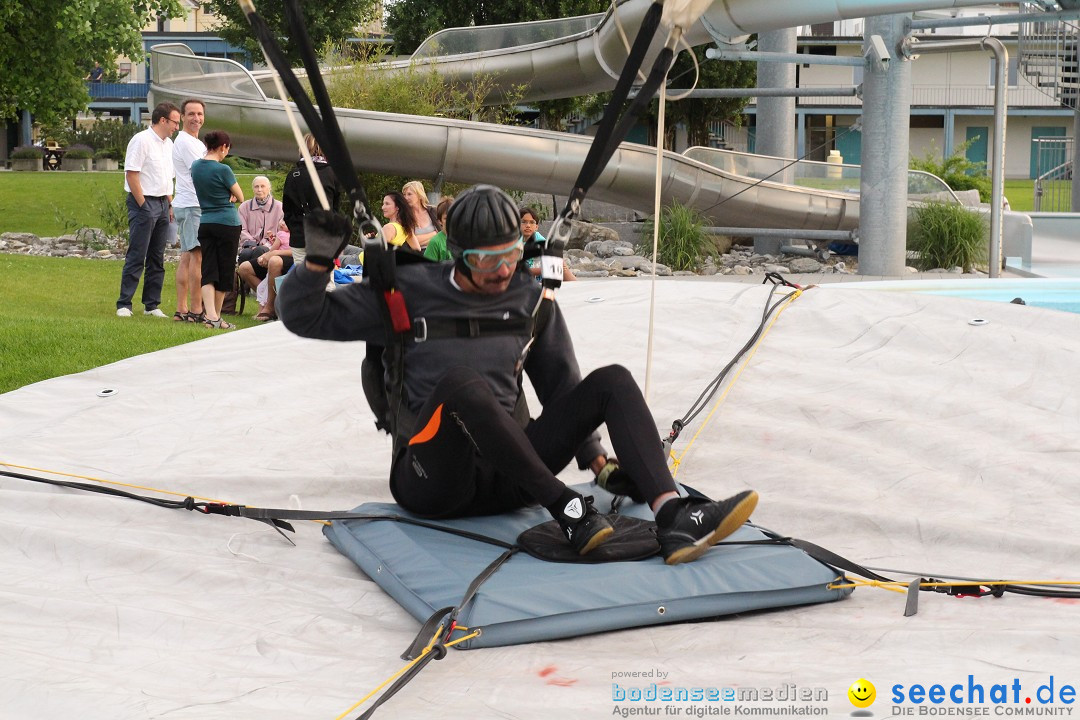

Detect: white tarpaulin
[2,278,1079,719]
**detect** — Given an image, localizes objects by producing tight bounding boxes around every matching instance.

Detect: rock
[574,270,610,278]
[733,265,753,275]
[566,220,620,251]
[763,264,791,274]
[787,258,823,273]
[1,232,39,245]
[611,245,635,257]
[94,249,114,259]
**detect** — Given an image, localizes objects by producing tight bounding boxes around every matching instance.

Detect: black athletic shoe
[656,490,759,565]
[556,495,615,555]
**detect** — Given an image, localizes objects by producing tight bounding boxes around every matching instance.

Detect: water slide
[148,0,1002,230]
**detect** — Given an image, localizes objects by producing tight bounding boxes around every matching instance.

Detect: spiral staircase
[1019,2,1079,210]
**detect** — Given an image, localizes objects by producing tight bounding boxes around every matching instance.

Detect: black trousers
[390,364,676,519]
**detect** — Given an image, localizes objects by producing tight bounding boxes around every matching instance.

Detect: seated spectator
[521,206,576,282]
[237,220,293,322]
[423,196,454,261]
[237,175,284,267]
[381,192,422,252]
[402,180,439,249]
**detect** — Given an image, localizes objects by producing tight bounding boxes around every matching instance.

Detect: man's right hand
[304,210,352,269]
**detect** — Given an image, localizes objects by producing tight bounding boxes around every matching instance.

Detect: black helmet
[445,184,520,259]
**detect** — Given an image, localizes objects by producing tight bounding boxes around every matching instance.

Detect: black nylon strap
[401,606,454,661]
[281,0,371,217]
[201,505,517,549]
[413,316,534,342]
[788,538,895,583]
[563,1,664,216]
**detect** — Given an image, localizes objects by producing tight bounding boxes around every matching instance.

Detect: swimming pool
[828,278,1080,315]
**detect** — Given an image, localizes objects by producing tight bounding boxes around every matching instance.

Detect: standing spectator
[171,98,206,322]
[283,133,343,265]
[191,130,244,330]
[402,180,439,249]
[116,102,180,318]
[85,62,104,83]
[423,196,453,261]
[381,192,421,252]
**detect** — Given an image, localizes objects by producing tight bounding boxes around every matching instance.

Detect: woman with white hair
[238,175,284,253]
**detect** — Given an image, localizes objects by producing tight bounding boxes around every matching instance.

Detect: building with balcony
[722,9,1074,180]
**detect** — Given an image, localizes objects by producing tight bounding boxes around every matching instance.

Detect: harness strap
[412,316,533,343]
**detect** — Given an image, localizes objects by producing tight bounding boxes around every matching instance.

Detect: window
[119,62,132,81]
[989,56,1019,87]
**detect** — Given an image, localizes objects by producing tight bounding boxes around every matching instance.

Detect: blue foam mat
[324,493,851,649]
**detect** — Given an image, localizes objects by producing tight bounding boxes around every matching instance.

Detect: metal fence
[1033,136,1074,212]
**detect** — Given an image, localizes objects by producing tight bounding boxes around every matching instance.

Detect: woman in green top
[422,196,454,262]
[191,130,244,329]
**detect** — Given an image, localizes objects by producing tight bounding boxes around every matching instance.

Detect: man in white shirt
[171,99,207,321]
[116,102,180,318]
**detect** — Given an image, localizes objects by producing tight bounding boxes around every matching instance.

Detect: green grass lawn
[0,172,124,236]
[1004,179,1035,213]
[0,171,285,237]
[0,254,263,394]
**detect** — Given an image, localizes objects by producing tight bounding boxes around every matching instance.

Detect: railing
[682,146,956,200]
[87,82,150,100]
[1018,2,1080,110]
[412,13,603,59]
[151,43,267,101]
[1033,136,1074,212]
[795,83,1062,107]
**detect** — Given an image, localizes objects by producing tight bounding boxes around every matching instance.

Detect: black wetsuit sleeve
[277,263,383,342]
[524,300,607,469]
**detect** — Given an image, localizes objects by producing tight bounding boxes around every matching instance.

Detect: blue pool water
[831,278,1080,315]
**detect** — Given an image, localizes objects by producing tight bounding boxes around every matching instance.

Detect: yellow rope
[670,288,803,477]
[334,628,481,720]
[0,460,331,527]
[828,578,1080,594]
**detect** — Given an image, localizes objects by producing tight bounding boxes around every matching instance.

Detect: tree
[0,0,183,126]
[202,0,380,65]
[652,46,756,149]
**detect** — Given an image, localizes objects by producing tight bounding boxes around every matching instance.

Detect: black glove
[303,210,353,268]
[595,457,647,504]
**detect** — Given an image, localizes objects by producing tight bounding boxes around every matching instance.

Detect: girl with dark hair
[521,206,576,282]
[381,192,422,252]
[191,130,244,329]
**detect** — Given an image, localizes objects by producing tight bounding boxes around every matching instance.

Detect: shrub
[64,144,94,159]
[907,200,988,272]
[94,191,130,247]
[11,145,44,159]
[222,155,261,172]
[910,138,992,202]
[94,148,122,160]
[637,202,718,272]
[39,117,139,158]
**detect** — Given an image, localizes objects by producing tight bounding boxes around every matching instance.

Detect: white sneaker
[144,308,168,318]
[116,307,133,317]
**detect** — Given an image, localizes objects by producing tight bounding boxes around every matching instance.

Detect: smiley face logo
[848,678,876,708]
